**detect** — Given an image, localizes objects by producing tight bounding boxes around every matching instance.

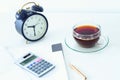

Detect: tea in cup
[73,23,101,48]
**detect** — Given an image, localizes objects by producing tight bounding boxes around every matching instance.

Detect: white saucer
[65,33,109,53]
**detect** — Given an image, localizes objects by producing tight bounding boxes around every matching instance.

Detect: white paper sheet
[6,44,69,80]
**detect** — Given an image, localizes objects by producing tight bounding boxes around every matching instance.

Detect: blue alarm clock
[15,2,48,41]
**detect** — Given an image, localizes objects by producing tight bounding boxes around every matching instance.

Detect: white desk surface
[0,9,120,80]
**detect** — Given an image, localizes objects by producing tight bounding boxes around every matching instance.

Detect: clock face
[22,14,48,41]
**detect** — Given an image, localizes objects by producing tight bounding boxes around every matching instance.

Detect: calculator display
[20,55,37,66]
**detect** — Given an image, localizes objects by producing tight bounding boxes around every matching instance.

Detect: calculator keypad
[27,58,55,77]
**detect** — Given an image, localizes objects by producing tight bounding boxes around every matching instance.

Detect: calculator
[15,53,55,77]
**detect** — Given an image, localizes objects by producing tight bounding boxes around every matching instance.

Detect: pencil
[69,64,87,80]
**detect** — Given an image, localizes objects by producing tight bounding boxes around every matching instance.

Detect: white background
[0,0,120,80]
[1,0,120,13]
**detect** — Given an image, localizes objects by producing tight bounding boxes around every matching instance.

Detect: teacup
[73,23,101,48]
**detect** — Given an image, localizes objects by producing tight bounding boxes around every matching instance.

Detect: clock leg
[26,40,30,44]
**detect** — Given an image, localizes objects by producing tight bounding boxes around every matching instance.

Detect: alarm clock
[15,2,48,41]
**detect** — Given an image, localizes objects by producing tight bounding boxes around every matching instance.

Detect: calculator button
[31,69,35,72]
[47,64,52,67]
[27,66,30,68]
[26,58,55,77]
[46,62,50,65]
[37,71,42,74]
[37,63,42,67]
[41,60,45,63]
[38,67,42,70]
[33,62,36,64]
[27,66,32,69]
[34,69,38,72]
[40,69,44,72]
[28,67,32,70]
[36,58,42,62]
[43,66,48,70]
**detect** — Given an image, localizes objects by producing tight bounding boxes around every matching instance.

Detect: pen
[69,64,87,80]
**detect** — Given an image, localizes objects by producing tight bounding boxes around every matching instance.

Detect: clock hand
[28,25,36,36]
[32,26,37,36]
[33,27,36,36]
[27,25,34,28]
[35,23,40,26]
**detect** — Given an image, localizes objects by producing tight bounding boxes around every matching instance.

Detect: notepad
[7,43,69,80]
